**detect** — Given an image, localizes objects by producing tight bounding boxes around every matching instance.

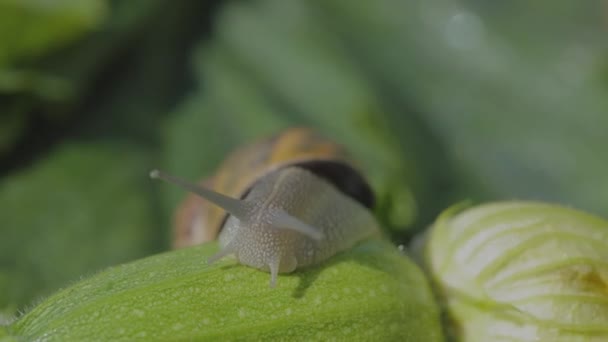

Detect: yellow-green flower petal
[426,201,608,341]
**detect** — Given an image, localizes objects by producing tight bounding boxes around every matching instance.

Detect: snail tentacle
[269,209,324,241]
[150,169,251,221]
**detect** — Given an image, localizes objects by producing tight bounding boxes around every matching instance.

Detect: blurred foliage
[1,0,607,323]
[0,0,184,157]
[0,142,158,313]
[0,0,106,65]
[0,0,104,155]
[0,0,216,314]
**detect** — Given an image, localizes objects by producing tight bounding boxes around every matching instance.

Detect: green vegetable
[7,240,443,341]
[425,202,608,341]
[0,326,13,342]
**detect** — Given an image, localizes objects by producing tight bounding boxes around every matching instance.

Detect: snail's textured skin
[426,201,608,342]
[173,127,371,248]
[155,127,379,286]
[219,167,380,273]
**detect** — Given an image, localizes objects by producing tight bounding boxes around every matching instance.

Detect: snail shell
[174,127,375,247]
[153,127,380,287]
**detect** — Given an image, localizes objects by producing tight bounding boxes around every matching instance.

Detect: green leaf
[197,46,292,140]
[0,142,160,312]
[8,240,444,341]
[0,325,15,342]
[315,0,608,218]
[0,110,27,157]
[0,0,172,158]
[0,0,106,99]
[0,0,107,66]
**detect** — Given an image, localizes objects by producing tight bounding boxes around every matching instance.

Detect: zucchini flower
[426,201,608,341]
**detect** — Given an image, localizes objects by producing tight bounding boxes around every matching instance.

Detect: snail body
[152,127,380,287]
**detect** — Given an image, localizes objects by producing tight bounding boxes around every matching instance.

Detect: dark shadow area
[291,239,401,298]
[219,263,241,272]
[0,0,223,177]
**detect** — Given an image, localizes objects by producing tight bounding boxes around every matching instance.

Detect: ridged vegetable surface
[426,201,608,341]
[4,240,443,341]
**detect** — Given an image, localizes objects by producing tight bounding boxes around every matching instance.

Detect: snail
[151,127,381,287]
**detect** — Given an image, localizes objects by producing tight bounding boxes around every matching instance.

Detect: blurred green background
[1,0,607,318]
